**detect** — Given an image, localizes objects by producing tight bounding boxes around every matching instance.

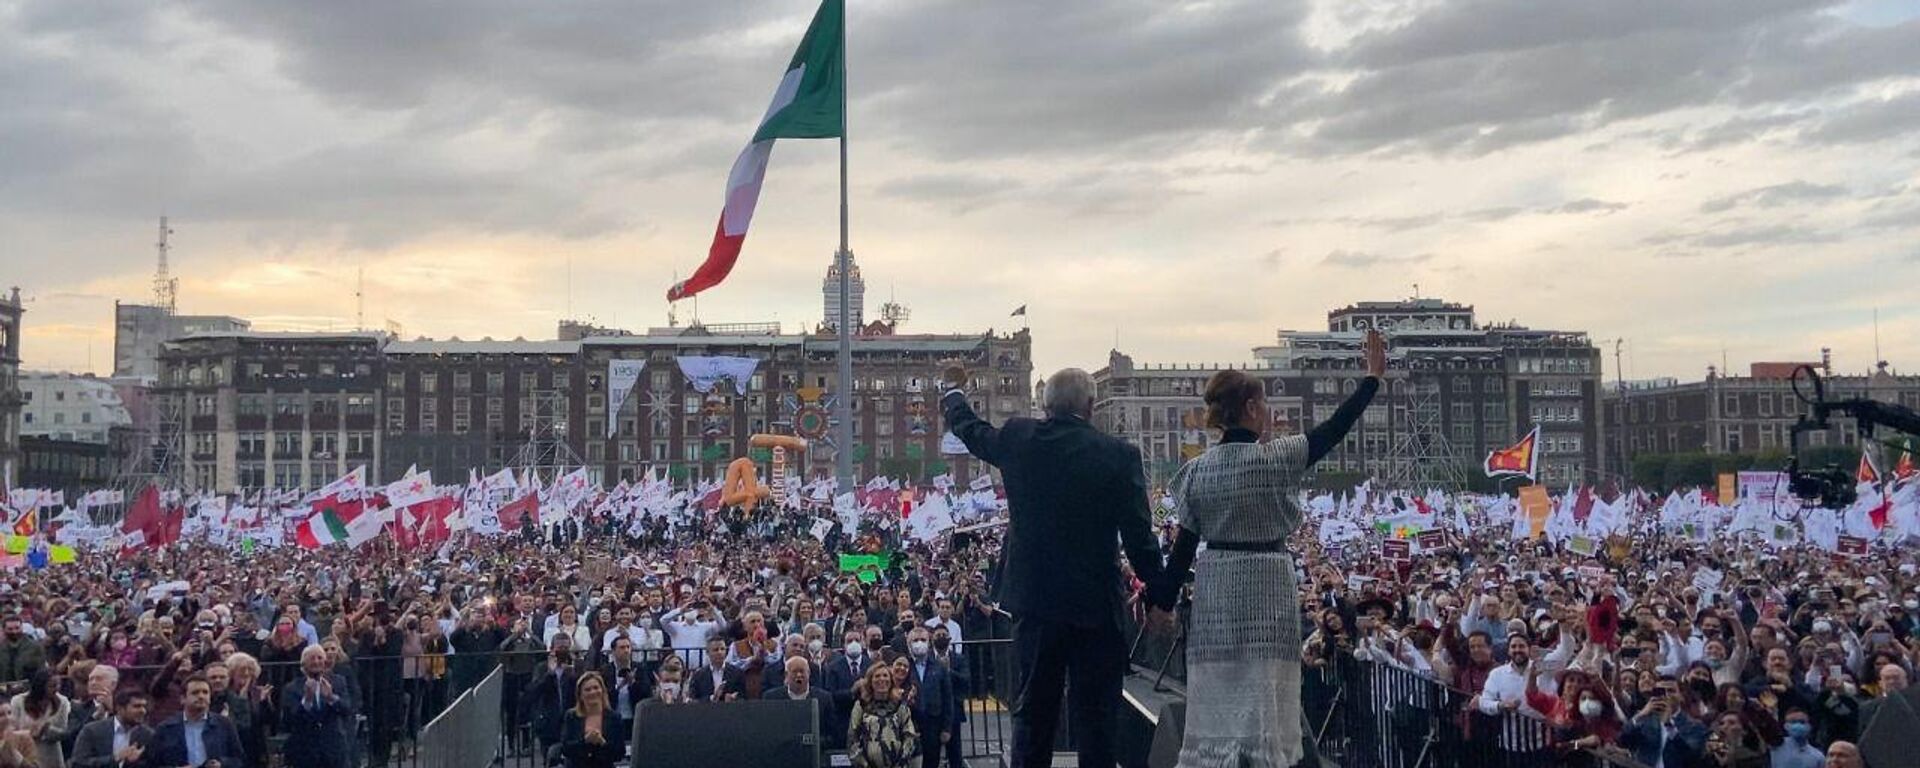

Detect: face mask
[1842,683,1857,696]
[1813,621,1833,634]
[846,642,864,658]
[658,683,680,700]
[933,637,951,653]
[808,639,824,655]
[1905,600,1918,612]
[910,641,929,658]
[1579,700,1604,718]
[1785,722,1811,740]
[588,598,602,609]
[1705,658,1724,670]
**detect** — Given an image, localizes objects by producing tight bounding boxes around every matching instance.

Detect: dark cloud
[1322,249,1433,268]
[1699,180,1851,213]
[874,173,1022,214]
[1805,91,1920,144]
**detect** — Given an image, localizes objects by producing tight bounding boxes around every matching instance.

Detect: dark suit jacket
[519,664,580,745]
[904,656,954,727]
[597,660,651,718]
[150,712,247,768]
[934,650,969,724]
[942,390,1165,628]
[279,674,355,768]
[821,652,868,697]
[1619,712,1707,768]
[69,718,154,768]
[687,663,745,702]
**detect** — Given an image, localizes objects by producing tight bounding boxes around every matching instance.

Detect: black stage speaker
[633,699,821,768]
[1148,700,1186,768]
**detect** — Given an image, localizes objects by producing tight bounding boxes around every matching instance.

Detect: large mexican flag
[666,0,845,301]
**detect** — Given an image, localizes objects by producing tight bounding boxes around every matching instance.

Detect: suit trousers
[1010,616,1125,768]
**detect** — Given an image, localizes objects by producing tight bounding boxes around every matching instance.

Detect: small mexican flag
[296,493,384,549]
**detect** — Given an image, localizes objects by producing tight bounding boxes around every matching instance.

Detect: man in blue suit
[151,674,246,768]
[279,645,355,768]
[904,626,955,768]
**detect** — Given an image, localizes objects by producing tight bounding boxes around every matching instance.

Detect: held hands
[585,729,605,745]
[939,360,968,392]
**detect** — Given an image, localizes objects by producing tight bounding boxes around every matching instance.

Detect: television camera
[1785,364,1920,509]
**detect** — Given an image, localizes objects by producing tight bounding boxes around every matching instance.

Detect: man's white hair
[1043,368,1095,418]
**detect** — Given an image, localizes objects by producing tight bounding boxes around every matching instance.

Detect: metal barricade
[416,667,503,768]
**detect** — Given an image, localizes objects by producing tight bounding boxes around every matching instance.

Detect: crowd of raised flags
[1288,460,1920,568]
[0,463,1009,567]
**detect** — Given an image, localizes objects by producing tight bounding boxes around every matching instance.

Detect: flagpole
[833,0,854,494]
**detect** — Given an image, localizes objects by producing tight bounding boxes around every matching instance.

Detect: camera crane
[1783,364,1920,512]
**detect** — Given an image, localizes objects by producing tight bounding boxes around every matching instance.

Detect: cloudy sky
[5,0,1918,382]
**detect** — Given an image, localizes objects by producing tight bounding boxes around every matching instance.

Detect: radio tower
[153,217,178,313]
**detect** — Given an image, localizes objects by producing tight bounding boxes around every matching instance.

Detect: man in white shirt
[601,606,646,653]
[932,598,964,656]
[662,603,724,664]
[1475,633,1551,752]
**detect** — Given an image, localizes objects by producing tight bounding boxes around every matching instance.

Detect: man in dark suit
[278,646,354,768]
[150,674,246,768]
[519,634,580,762]
[69,689,154,768]
[942,364,1167,768]
[597,634,649,761]
[931,625,969,768]
[688,636,745,702]
[903,627,956,768]
[765,656,841,750]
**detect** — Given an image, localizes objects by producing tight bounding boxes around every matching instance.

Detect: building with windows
[1093,298,1603,488]
[18,372,133,444]
[1602,362,1920,466]
[0,288,22,488]
[19,429,134,499]
[153,323,1032,492]
[112,302,251,381]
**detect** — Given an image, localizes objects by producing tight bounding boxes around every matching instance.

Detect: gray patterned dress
[1166,433,1310,768]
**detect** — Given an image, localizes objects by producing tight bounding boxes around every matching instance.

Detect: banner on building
[675,356,759,395]
[606,360,646,438]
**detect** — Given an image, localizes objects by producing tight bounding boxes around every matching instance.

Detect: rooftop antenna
[1411,282,1420,300]
[354,266,365,331]
[153,216,178,313]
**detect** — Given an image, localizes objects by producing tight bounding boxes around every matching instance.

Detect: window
[238,432,266,456]
[521,372,539,391]
[750,373,765,391]
[1450,402,1473,421]
[274,395,303,416]
[876,398,893,414]
[588,443,605,462]
[387,373,405,392]
[311,397,338,417]
[275,432,301,456]
[587,394,605,413]
[1757,394,1773,417]
[274,462,303,488]
[653,442,670,461]
[487,372,504,393]
[1452,377,1471,393]
[317,362,335,377]
[454,372,471,392]
[312,433,337,456]
[684,444,701,461]
[420,408,438,433]
[346,432,373,455]
[192,433,215,455]
[684,398,701,415]
[1724,426,1742,453]
[453,408,471,435]
[877,420,894,437]
[387,400,406,435]
[1723,395,1738,416]
[421,373,439,394]
[239,463,266,488]
[652,371,672,391]
[554,374,571,391]
[346,395,375,416]
[246,363,264,379]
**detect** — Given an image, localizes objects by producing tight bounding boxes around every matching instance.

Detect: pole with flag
[833,0,854,494]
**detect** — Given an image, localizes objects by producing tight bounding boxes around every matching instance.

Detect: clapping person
[558,673,618,768]
[847,664,919,768]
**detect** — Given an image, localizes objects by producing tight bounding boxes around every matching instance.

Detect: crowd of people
[0,502,1004,768]
[0,478,1913,768]
[1265,511,1917,768]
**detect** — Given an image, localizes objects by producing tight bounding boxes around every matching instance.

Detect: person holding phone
[1620,678,1708,768]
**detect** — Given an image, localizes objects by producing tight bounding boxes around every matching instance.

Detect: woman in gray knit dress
[1150,330,1384,768]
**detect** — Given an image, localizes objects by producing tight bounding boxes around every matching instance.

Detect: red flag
[10,509,35,537]
[1484,427,1540,480]
[1572,486,1594,525]
[414,496,460,547]
[497,492,539,531]
[1868,495,1891,531]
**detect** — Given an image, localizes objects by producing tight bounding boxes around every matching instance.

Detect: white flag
[606,359,646,438]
